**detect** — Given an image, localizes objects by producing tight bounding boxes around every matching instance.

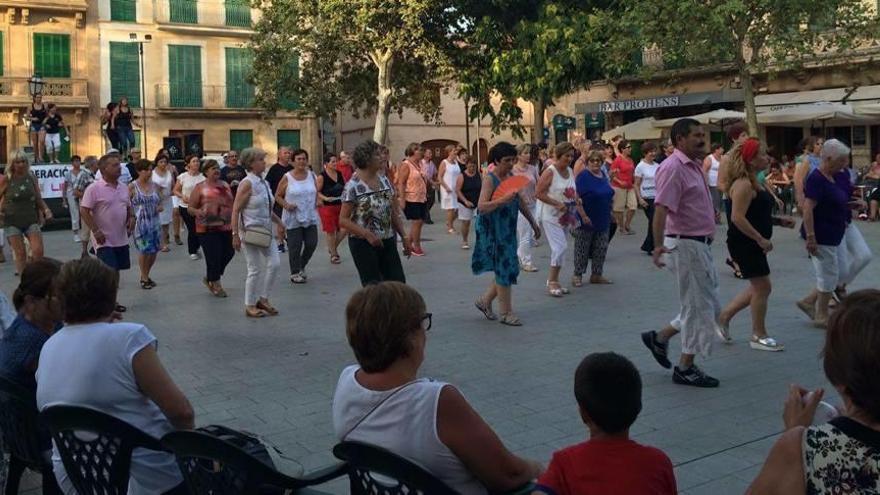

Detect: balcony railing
[156,84,256,111]
[0,0,88,12]
[156,0,257,30]
[0,77,89,106]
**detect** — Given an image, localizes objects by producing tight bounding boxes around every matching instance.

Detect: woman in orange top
[188,160,235,297]
[396,143,428,256]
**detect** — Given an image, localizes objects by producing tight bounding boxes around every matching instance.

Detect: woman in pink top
[610,140,637,235]
[513,144,540,272]
[396,143,428,256]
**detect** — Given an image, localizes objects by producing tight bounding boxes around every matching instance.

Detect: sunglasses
[421,313,433,331]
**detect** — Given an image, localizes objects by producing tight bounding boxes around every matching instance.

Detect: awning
[755,88,851,110]
[652,109,745,127]
[756,102,871,126]
[602,117,663,141]
[855,103,880,116]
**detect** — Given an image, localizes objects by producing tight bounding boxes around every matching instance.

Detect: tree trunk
[532,96,546,144]
[372,50,394,145]
[741,67,759,137]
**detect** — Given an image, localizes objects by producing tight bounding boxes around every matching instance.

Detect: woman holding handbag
[232,148,282,318]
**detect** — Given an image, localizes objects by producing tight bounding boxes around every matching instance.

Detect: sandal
[499,313,523,326]
[147,278,157,288]
[140,280,152,290]
[245,307,269,318]
[796,300,816,320]
[290,273,306,284]
[571,276,583,287]
[726,258,743,279]
[749,335,784,352]
[330,255,342,264]
[161,246,170,253]
[546,281,564,297]
[475,298,498,321]
[114,303,127,313]
[256,300,279,316]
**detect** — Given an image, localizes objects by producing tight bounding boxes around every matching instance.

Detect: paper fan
[491,175,530,200]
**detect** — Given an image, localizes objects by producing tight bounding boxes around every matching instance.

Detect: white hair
[821,139,851,161]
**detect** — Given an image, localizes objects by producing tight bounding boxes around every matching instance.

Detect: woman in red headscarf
[715,138,795,352]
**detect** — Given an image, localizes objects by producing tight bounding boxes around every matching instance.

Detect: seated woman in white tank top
[332,282,542,494]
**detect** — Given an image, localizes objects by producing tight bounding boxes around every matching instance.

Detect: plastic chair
[332,441,459,495]
[0,376,61,494]
[163,429,347,494]
[40,405,170,495]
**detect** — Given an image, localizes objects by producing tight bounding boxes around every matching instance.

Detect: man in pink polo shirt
[641,118,721,388]
[80,153,134,313]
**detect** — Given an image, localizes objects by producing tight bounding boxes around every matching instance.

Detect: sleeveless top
[281,170,318,229]
[115,107,133,128]
[332,365,487,495]
[320,170,345,206]
[30,104,47,124]
[441,159,462,194]
[539,165,576,224]
[3,175,39,228]
[803,416,880,494]
[63,168,82,199]
[151,169,173,203]
[403,160,427,203]
[707,155,721,187]
[240,174,273,234]
[807,155,822,173]
[194,182,233,233]
[460,172,482,207]
[131,182,160,225]
[178,173,205,208]
[728,188,773,246]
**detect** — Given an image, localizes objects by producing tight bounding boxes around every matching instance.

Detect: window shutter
[225,47,254,108]
[110,42,140,107]
[169,45,202,107]
[33,34,72,78]
[229,130,253,152]
[110,0,136,21]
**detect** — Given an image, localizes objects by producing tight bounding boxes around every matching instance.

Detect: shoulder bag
[242,178,273,248]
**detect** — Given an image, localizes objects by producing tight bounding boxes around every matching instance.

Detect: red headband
[742,138,761,165]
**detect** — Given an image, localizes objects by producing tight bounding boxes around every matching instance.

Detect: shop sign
[598,96,680,112]
[584,113,605,129]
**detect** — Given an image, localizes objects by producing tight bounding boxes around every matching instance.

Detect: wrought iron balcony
[155,84,258,113]
[155,0,258,33]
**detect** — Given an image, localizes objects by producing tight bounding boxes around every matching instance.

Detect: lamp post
[129,33,152,155]
[28,74,45,97]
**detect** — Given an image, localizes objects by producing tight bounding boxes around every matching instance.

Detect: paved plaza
[4,210,878,494]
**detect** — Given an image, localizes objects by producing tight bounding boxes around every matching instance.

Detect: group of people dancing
[27,94,72,164]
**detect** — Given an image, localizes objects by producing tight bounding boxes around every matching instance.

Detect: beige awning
[756,102,871,125]
[652,109,746,127]
[602,117,663,140]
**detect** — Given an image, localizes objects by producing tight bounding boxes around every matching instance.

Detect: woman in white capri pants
[231,147,282,318]
[512,144,540,272]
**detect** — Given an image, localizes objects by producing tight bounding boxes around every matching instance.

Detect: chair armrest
[297,461,348,486]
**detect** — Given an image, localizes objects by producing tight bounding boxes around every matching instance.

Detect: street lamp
[28,74,44,96]
[129,33,152,155]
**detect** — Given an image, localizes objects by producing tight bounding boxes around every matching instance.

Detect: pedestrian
[219,149,246,198]
[275,149,319,284]
[437,145,461,234]
[421,147,437,224]
[397,143,428,256]
[339,140,412,286]
[337,150,355,182]
[512,143,540,272]
[601,143,619,240]
[173,155,205,260]
[473,142,542,326]
[635,142,659,254]
[0,152,51,276]
[42,104,70,164]
[536,142,585,297]
[717,121,751,279]
[572,150,614,287]
[188,160,235,297]
[130,159,162,289]
[151,154,176,252]
[112,96,137,157]
[610,139,637,235]
[265,146,293,253]
[717,138,793,351]
[79,153,133,313]
[72,156,98,258]
[455,155,481,249]
[125,148,142,183]
[28,95,47,164]
[317,152,346,264]
[794,136,824,210]
[101,102,119,152]
[703,143,724,224]
[641,118,721,388]
[61,155,84,243]
[231,147,282,318]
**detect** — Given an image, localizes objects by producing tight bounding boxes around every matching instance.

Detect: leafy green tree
[605,0,877,134]
[249,0,453,144]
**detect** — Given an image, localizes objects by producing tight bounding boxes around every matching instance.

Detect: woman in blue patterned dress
[130,159,163,289]
[473,142,542,326]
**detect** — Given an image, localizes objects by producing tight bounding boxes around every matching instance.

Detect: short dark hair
[71,155,82,163]
[323,152,337,164]
[824,289,880,422]
[134,159,153,172]
[55,258,118,323]
[201,159,220,174]
[13,258,62,311]
[618,139,630,152]
[488,142,517,165]
[726,121,748,141]
[352,140,381,170]
[292,148,309,160]
[574,352,642,433]
[670,118,701,147]
[98,153,119,170]
[711,142,723,152]
[345,282,426,373]
[405,142,423,157]
[640,142,657,154]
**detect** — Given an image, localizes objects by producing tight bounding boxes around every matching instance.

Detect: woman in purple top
[797,139,863,327]
[572,150,614,287]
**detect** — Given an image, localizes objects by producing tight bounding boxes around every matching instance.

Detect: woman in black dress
[29,95,47,163]
[717,138,794,352]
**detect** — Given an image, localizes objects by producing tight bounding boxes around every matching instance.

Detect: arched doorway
[472,139,488,165]
[421,139,459,164]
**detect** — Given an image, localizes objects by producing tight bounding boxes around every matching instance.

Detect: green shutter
[169,0,198,24]
[279,57,300,110]
[0,32,4,76]
[277,130,301,150]
[33,34,71,78]
[110,42,140,107]
[225,0,251,27]
[225,47,254,108]
[168,45,202,107]
[110,0,136,21]
[229,130,253,152]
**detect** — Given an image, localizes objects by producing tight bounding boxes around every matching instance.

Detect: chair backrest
[162,429,300,494]
[40,405,169,495]
[332,441,458,495]
[0,375,49,469]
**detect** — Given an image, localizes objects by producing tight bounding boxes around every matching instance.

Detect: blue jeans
[116,126,135,153]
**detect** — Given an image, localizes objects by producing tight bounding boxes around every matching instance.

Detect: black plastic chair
[0,376,61,494]
[40,405,171,495]
[162,429,347,494]
[332,441,459,495]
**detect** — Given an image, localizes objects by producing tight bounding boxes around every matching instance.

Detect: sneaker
[749,335,784,352]
[290,273,306,284]
[73,234,81,243]
[189,253,200,261]
[641,331,671,369]
[714,320,732,343]
[461,243,470,250]
[278,243,286,253]
[521,263,539,272]
[673,365,720,387]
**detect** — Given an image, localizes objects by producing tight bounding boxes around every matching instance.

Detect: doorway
[420,139,458,165]
[471,139,488,165]
[0,127,6,165]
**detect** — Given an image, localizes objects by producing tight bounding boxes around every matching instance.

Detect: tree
[604,0,877,135]
[249,0,454,144]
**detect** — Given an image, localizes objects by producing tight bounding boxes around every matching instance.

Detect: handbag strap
[342,379,421,440]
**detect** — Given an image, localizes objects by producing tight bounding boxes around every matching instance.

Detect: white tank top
[332,365,487,495]
[280,170,318,229]
[708,155,721,187]
[539,164,575,224]
[151,169,173,201]
[240,174,273,234]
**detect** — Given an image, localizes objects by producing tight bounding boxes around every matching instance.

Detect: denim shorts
[29,123,43,133]
[4,224,41,237]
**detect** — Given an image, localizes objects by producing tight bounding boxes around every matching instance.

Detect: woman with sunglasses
[572,150,614,287]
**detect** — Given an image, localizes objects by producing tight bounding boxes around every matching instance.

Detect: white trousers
[243,241,280,306]
[837,224,872,286]
[66,190,80,232]
[543,220,568,267]
[811,245,840,293]
[516,205,536,265]
[664,237,721,358]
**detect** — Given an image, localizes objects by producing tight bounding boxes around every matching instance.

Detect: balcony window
[169,0,198,24]
[110,0,136,22]
[34,33,71,78]
[225,0,251,28]
[277,129,301,150]
[229,130,253,152]
[168,45,202,107]
[225,47,254,108]
[110,42,141,107]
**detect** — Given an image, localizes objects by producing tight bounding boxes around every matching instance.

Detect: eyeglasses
[420,313,432,331]
[588,158,601,163]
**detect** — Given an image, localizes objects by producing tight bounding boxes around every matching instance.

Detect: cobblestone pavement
[4,210,878,494]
